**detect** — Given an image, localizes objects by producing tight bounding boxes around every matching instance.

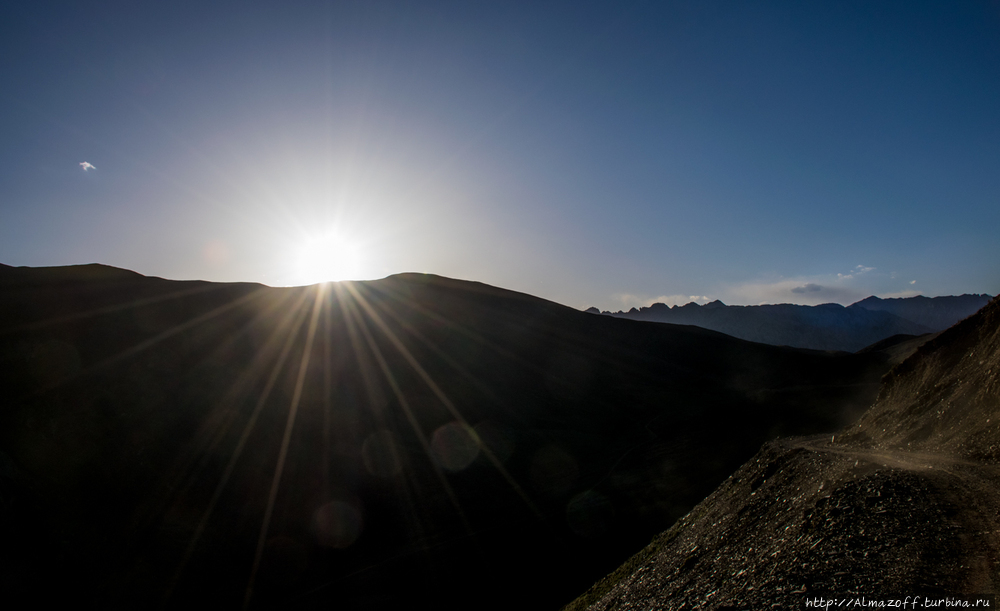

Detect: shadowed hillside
[841,295,1000,458]
[569,296,999,610]
[0,264,904,609]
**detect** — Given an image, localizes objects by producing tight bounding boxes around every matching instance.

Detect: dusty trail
[571,437,1000,610]
[789,436,995,472]
[788,437,1000,595]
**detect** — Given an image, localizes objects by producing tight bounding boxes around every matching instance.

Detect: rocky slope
[842,294,1000,459]
[568,296,1000,610]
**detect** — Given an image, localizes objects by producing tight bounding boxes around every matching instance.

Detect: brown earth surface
[569,296,1000,610]
[570,436,1000,610]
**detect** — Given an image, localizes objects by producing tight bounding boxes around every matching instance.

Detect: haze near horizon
[2,1,998,309]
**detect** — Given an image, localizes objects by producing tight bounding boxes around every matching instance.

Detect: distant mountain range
[588,294,993,352]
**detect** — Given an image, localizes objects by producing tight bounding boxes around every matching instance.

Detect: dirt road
[789,436,1000,596]
[574,436,1000,610]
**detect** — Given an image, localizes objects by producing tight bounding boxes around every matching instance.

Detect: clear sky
[2,1,998,310]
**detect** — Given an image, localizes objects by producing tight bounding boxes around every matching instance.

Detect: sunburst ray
[346,282,541,517]
[0,283,223,336]
[340,286,474,535]
[12,287,270,403]
[330,284,431,542]
[163,288,313,603]
[243,284,327,609]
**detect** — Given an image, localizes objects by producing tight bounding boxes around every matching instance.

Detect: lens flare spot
[362,430,402,477]
[202,239,231,267]
[312,501,363,549]
[431,422,480,471]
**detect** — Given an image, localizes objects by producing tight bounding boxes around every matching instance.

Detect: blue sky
[2,1,998,309]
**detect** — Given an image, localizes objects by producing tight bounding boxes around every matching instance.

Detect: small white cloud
[725,277,864,305]
[838,265,873,280]
[910,280,916,285]
[79,162,96,171]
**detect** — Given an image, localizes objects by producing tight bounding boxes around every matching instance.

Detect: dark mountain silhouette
[850,294,993,335]
[568,295,1000,610]
[597,293,992,352]
[0,263,906,609]
[601,300,933,352]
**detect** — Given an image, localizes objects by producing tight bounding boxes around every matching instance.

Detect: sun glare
[292,230,364,285]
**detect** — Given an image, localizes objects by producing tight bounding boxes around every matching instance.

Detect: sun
[292,230,364,285]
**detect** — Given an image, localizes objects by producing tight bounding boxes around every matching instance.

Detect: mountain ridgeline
[592,294,992,352]
[0,264,910,610]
